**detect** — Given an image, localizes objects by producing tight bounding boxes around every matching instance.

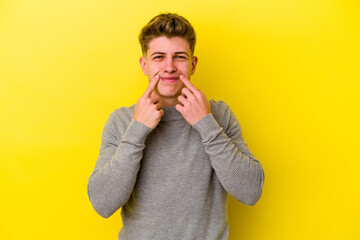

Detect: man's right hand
[133,75,164,129]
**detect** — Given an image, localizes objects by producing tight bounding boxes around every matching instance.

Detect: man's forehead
[147,36,191,55]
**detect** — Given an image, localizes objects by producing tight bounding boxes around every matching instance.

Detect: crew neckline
[160,106,184,122]
[129,104,184,122]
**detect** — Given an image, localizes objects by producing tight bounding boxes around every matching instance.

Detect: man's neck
[151,91,180,107]
[159,97,179,107]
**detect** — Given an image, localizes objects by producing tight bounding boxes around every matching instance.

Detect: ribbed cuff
[192,113,222,141]
[122,119,152,144]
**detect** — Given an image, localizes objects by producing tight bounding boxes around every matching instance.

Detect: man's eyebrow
[150,52,189,56]
[150,52,166,56]
[175,52,189,56]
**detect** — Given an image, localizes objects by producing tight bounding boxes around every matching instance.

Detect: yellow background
[1,0,359,239]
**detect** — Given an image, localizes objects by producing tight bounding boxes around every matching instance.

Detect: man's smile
[159,76,179,83]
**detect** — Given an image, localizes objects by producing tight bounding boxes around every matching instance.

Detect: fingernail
[179,75,184,79]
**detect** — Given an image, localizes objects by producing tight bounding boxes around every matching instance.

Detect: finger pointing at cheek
[176,75,211,126]
[179,75,198,94]
[134,74,164,129]
[143,74,160,98]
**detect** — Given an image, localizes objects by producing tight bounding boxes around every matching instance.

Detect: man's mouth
[160,76,179,83]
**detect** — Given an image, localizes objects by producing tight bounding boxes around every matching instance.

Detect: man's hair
[139,13,196,56]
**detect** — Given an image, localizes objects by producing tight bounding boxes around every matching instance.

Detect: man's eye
[153,56,163,60]
[175,56,186,59]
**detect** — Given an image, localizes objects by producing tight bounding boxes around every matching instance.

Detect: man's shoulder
[209,99,230,109]
[110,104,136,120]
[104,104,136,131]
[209,99,237,129]
[209,99,232,117]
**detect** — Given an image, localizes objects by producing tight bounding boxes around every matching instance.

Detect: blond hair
[139,13,196,56]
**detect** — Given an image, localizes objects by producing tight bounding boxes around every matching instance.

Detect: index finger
[179,75,198,93]
[143,74,160,98]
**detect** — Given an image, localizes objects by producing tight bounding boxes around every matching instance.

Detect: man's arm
[87,114,152,218]
[176,75,264,205]
[193,102,264,205]
[87,76,163,218]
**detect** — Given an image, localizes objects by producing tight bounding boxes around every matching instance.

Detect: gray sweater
[87,100,264,240]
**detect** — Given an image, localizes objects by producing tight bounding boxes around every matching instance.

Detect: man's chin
[157,93,180,99]
[155,89,180,99]
[155,87,179,96]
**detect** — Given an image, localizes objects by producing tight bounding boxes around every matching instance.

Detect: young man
[87,13,264,240]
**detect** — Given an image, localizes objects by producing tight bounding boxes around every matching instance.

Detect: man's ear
[139,56,148,76]
[191,56,198,75]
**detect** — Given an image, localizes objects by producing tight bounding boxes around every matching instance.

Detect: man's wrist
[192,113,222,141]
[123,119,153,144]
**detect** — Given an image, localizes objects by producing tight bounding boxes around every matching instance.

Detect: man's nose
[164,58,177,72]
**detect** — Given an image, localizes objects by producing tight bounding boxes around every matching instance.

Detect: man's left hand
[175,75,211,126]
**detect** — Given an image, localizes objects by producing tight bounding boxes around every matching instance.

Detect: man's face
[140,36,198,100]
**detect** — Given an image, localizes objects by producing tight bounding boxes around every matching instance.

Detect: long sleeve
[87,109,152,218]
[192,101,264,206]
